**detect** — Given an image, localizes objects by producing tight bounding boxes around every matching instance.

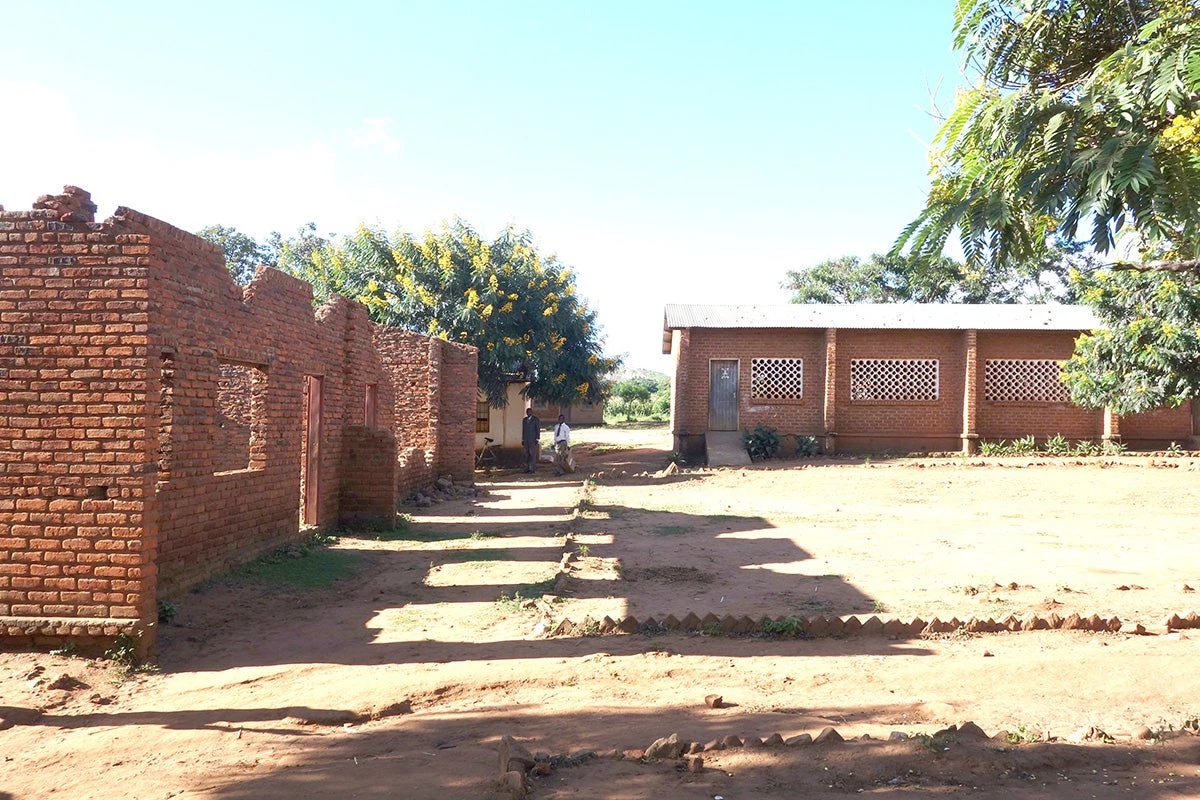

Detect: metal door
[708,359,739,431]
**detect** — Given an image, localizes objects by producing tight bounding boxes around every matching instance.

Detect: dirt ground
[3,423,1200,799]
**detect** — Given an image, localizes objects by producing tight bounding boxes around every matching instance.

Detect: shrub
[743,424,781,461]
[1043,434,1070,455]
[794,435,820,456]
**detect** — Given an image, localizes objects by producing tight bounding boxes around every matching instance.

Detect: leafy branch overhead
[897,0,1200,269]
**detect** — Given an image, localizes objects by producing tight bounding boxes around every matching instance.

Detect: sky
[0,1,962,371]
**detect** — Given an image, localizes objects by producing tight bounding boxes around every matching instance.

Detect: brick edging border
[542,610,1200,638]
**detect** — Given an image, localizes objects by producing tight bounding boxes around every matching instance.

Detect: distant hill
[610,366,669,385]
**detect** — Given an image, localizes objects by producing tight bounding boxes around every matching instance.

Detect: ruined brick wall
[435,339,478,479]
[373,328,479,498]
[1,187,479,649]
[0,188,156,646]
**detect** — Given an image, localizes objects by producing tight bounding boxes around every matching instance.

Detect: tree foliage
[197,225,276,285]
[897,0,1200,268]
[902,0,1200,415]
[1062,268,1200,414]
[283,220,618,408]
[784,248,1096,304]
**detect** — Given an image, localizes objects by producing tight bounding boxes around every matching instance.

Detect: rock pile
[408,475,482,507]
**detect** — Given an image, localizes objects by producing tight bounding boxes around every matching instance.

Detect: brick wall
[0,188,156,648]
[669,323,1196,456]
[0,187,479,650]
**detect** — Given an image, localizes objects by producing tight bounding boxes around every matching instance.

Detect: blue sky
[1,1,961,369]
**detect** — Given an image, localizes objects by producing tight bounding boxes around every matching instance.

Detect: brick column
[961,329,979,454]
[1103,406,1121,443]
[823,327,838,454]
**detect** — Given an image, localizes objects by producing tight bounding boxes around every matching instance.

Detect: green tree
[612,379,653,421]
[197,225,275,285]
[900,0,1200,415]
[897,0,1200,268]
[785,249,1094,304]
[283,220,619,408]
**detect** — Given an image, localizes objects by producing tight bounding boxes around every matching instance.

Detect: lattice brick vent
[751,358,803,400]
[985,359,1070,402]
[850,359,938,401]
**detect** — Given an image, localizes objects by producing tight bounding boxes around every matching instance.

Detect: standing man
[553,414,571,476]
[522,407,541,473]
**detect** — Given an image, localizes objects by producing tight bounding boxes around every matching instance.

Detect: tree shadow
[157,473,929,674]
[20,701,1191,799]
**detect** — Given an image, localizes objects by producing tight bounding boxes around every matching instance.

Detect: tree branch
[1110,259,1200,272]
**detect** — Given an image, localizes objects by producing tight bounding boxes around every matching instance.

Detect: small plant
[1073,439,1101,456]
[469,530,495,540]
[50,642,79,657]
[1043,433,1070,456]
[1101,439,1127,455]
[794,435,820,457]
[978,441,1003,456]
[157,600,177,624]
[1166,441,1185,456]
[743,423,782,461]
[577,620,603,637]
[1005,724,1043,744]
[1011,435,1038,455]
[760,616,808,637]
[701,622,721,636]
[575,544,591,557]
[872,600,888,614]
[665,451,688,467]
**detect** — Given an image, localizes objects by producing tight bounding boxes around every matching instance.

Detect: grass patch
[495,576,559,612]
[651,524,690,536]
[234,546,362,588]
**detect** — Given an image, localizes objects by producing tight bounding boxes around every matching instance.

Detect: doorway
[708,359,739,431]
[301,374,323,526]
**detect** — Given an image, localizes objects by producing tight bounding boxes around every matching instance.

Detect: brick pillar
[1191,400,1200,448]
[1103,406,1121,443]
[670,329,690,454]
[823,327,838,454]
[961,329,979,454]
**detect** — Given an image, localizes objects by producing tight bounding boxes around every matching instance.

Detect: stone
[498,735,536,774]
[680,612,702,631]
[814,727,843,745]
[744,736,764,748]
[705,694,724,709]
[721,735,743,748]
[888,731,909,741]
[785,734,812,746]
[622,749,645,760]
[1133,725,1154,740]
[763,733,785,746]
[703,739,724,751]
[646,733,689,760]
[501,770,527,799]
[685,754,704,773]
[687,741,704,754]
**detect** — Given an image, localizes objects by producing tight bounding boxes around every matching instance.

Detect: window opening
[751,357,803,400]
[850,358,939,401]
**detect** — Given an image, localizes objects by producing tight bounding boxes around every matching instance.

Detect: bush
[794,435,820,456]
[743,424,781,461]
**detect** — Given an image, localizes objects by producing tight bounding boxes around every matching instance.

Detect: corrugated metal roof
[662,303,1101,353]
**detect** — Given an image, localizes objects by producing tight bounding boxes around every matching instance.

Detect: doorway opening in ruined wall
[301,375,323,526]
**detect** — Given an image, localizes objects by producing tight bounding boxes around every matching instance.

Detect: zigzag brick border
[545,611,1144,638]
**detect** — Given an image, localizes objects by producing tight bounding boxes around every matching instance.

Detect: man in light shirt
[553,414,571,475]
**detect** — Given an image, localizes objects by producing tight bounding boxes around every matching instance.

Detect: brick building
[0,187,477,649]
[664,303,1197,458]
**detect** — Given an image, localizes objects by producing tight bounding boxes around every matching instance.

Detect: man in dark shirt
[521,407,541,473]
